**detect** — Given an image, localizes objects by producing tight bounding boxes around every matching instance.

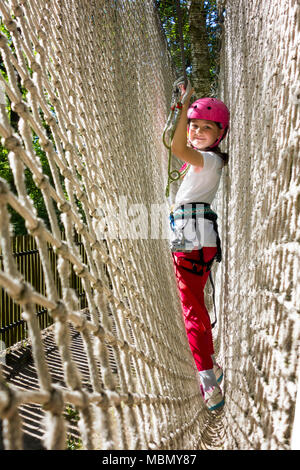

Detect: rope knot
[99,391,110,410]
[73,263,88,279]
[50,301,67,322]
[41,140,53,154]
[0,382,18,420]
[120,340,130,353]
[4,136,21,151]
[36,29,46,41]
[14,279,32,304]
[75,222,85,236]
[89,207,98,217]
[34,43,45,55]
[57,201,71,213]
[0,33,8,47]
[12,6,23,18]
[126,392,135,407]
[11,102,28,118]
[31,61,41,73]
[42,387,64,416]
[5,19,18,33]
[64,142,73,152]
[0,178,9,197]
[26,219,44,238]
[45,115,56,127]
[22,78,36,94]
[33,174,49,191]
[74,316,87,333]
[61,167,72,179]
[54,241,69,257]
[76,189,86,201]
[91,278,103,291]
[92,325,105,339]
[144,394,151,405]
[90,239,100,250]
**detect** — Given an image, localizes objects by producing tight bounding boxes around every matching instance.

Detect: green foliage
[203,0,223,82]
[0,143,24,235]
[0,19,62,235]
[156,0,191,75]
[64,404,80,422]
[66,435,83,450]
[0,135,60,235]
[0,17,14,49]
[64,405,82,449]
[156,0,223,84]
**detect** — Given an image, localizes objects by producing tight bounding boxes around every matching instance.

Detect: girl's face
[188,119,223,150]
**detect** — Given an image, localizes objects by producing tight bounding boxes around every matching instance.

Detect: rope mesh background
[216,0,300,450]
[0,0,215,450]
[0,0,299,451]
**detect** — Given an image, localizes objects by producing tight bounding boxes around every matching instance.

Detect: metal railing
[0,233,87,348]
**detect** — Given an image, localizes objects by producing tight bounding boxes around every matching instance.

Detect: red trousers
[172,247,217,372]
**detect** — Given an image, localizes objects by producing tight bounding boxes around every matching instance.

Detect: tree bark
[189,0,211,97]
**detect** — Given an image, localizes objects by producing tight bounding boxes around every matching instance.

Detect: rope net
[1,0,299,452]
[0,0,215,450]
[216,0,300,450]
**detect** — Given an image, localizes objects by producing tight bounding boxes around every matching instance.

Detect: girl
[169,84,229,411]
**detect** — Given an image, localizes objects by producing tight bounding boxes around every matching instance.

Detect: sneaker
[213,363,223,384]
[201,384,225,411]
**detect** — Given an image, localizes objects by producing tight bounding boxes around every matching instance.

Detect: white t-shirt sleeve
[202,151,221,172]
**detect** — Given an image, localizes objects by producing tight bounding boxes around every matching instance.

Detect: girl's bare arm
[171,88,204,168]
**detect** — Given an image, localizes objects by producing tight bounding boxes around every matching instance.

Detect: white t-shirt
[173,151,223,248]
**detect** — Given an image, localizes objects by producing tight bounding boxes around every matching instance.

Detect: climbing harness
[170,203,222,261]
[170,202,222,328]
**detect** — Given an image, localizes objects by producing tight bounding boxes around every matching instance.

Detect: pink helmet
[187,97,230,148]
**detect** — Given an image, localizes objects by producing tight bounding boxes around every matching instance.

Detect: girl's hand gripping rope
[163,77,194,198]
[163,77,193,147]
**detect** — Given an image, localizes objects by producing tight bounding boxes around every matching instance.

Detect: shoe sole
[208,398,225,411]
[216,372,223,384]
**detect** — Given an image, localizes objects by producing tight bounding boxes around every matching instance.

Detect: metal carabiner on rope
[163,77,192,198]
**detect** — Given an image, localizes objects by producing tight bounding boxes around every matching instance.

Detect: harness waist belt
[172,202,217,222]
[170,202,222,262]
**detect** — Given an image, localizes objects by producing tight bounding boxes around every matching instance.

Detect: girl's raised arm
[171,87,204,168]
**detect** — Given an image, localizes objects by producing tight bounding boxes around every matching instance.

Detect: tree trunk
[189,0,211,97]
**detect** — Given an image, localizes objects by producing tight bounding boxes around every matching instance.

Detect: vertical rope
[176,0,188,86]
